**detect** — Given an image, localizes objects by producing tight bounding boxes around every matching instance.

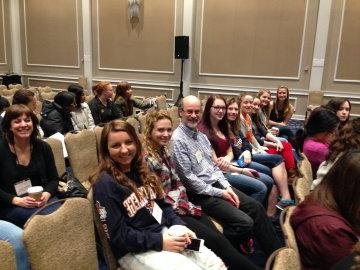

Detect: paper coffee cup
[168,225,187,237]
[27,186,43,201]
[271,127,279,132]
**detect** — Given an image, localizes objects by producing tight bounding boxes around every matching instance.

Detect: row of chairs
[45,106,181,189]
[264,153,315,269]
[0,198,99,270]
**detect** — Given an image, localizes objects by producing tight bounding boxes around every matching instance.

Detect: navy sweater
[93,171,184,259]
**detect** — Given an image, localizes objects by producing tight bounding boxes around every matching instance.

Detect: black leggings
[180,214,261,270]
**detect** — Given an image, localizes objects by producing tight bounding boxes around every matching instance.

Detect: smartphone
[237,155,245,168]
[186,238,204,252]
[250,170,260,178]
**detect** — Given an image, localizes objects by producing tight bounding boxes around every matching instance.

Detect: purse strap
[88,188,120,270]
[23,198,67,229]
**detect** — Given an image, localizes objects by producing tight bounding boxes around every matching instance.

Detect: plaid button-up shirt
[170,123,230,198]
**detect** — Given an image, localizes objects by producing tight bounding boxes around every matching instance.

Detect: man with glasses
[171,95,280,261]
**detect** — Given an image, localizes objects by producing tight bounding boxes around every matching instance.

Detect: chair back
[0,240,16,270]
[65,130,98,189]
[265,247,301,270]
[8,84,24,90]
[299,153,313,181]
[1,88,15,96]
[39,91,57,102]
[85,94,95,103]
[44,137,66,176]
[94,125,104,160]
[155,95,167,109]
[126,117,140,135]
[38,86,53,93]
[23,198,98,270]
[138,113,147,133]
[307,90,324,107]
[280,206,299,253]
[0,84,7,91]
[168,106,181,129]
[293,177,312,204]
[3,94,13,104]
[87,188,119,270]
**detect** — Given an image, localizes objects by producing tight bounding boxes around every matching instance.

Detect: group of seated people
[0,83,359,270]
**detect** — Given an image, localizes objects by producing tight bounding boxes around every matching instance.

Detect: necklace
[11,143,33,166]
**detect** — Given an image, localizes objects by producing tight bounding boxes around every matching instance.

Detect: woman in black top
[88,81,123,125]
[0,105,59,227]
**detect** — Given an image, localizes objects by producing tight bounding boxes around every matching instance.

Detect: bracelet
[241,168,244,174]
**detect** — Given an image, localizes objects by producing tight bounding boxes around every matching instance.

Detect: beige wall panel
[322,0,360,92]
[27,77,78,90]
[200,0,306,78]
[132,87,175,101]
[22,0,80,68]
[191,0,318,92]
[0,0,11,73]
[96,0,175,72]
[335,0,360,81]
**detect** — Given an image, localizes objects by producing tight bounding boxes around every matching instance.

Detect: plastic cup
[27,186,43,201]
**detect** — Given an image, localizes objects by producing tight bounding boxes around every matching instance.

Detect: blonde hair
[143,109,173,161]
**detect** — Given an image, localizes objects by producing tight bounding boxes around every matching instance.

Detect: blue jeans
[276,126,294,140]
[0,220,30,270]
[224,172,273,204]
[0,197,61,228]
[252,153,283,169]
[246,161,272,178]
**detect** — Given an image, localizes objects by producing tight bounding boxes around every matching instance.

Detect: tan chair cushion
[39,91,57,102]
[3,95,13,104]
[156,95,167,109]
[23,198,98,270]
[266,247,301,270]
[38,86,53,93]
[293,177,312,204]
[1,88,15,96]
[44,138,66,176]
[299,153,313,181]
[273,248,301,270]
[280,206,298,253]
[0,240,16,270]
[126,117,140,135]
[138,113,147,133]
[65,130,98,188]
[94,125,104,160]
[307,90,324,107]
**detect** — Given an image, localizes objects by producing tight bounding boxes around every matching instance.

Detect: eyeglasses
[183,109,201,115]
[211,106,226,111]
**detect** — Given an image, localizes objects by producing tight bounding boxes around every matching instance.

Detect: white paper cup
[27,186,43,201]
[271,127,279,132]
[168,225,187,237]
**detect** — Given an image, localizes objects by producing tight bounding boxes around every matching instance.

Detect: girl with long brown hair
[291,150,360,269]
[268,86,295,140]
[90,120,225,270]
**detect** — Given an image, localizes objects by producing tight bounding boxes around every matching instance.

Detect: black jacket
[40,100,74,137]
[93,171,184,259]
[88,97,123,125]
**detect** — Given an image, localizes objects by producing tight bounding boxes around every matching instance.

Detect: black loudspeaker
[2,74,22,87]
[175,36,189,59]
